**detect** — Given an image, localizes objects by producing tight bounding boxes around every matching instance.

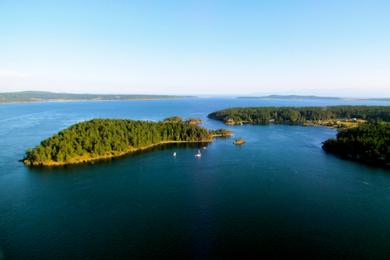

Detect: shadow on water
[322,149,390,170]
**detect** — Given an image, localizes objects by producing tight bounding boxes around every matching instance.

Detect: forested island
[208,106,390,127]
[162,116,202,125]
[23,118,230,167]
[323,123,390,168]
[0,91,190,103]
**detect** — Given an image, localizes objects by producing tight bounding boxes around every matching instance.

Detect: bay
[1,98,390,259]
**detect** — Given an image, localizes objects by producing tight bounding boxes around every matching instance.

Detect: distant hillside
[238,95,390,101]
[238,95,337,100]
[0,91,191,103]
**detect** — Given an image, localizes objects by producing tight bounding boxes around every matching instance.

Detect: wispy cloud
[0,69,31,78]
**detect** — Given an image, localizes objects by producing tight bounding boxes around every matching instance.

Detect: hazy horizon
[1,1,390,97]
[0,90,390,99]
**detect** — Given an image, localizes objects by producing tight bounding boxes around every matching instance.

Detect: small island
[209,128,233,137]
[234,138,246,145]
[162,116,185,123]
[162,116,203,125]
[186,118,202,125]
[208,106,390,128]
[322,123,390,168]
[23,118,231,167]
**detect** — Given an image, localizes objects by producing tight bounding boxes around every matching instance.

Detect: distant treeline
[0,91,188,103]
[208,106,390,124]
[238,95,338,100]
[322,123,390,167]
[24,118,212,166]
[238,95,390,101]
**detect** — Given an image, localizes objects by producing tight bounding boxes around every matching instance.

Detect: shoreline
[0,97,193,105]
[23,139,213,167]
[220,119,365,129]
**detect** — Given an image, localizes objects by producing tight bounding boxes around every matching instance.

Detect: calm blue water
[1,98,390,259]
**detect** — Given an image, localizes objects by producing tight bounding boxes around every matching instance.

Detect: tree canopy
[322,123,390,167]
[208,106,390,125]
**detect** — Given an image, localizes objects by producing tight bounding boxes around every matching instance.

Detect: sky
[0,0,389,97]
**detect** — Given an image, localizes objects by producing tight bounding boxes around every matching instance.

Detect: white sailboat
[195,149,202,158]
[172,152,176,157]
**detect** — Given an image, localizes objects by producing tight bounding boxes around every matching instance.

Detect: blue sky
[1,0,389,97]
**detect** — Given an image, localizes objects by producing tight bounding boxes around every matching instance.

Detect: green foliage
[322,123,390,167]
[162,116,183,123]
[208,106,390,124]
[209,128,232,137]
[24,119,210,164]
[185,118,202,125]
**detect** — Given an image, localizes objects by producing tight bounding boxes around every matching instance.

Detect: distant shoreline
[2,91,390,104]
[208,106,390,128]
[0,97,190,104]
[0,91,194,104]
[237,95,390,101]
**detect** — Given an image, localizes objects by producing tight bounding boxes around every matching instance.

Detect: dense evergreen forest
[322,123,390,167]
[209,128,233,137]
[24,118,214,166]
[208,106,390,125]
[162,116,202,125]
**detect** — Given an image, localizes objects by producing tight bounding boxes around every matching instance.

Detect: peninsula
[23,118,230,167]
[322,123,390,168]
[208,106,390,127]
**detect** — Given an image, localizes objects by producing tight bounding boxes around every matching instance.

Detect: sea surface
[0,98,390,259]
